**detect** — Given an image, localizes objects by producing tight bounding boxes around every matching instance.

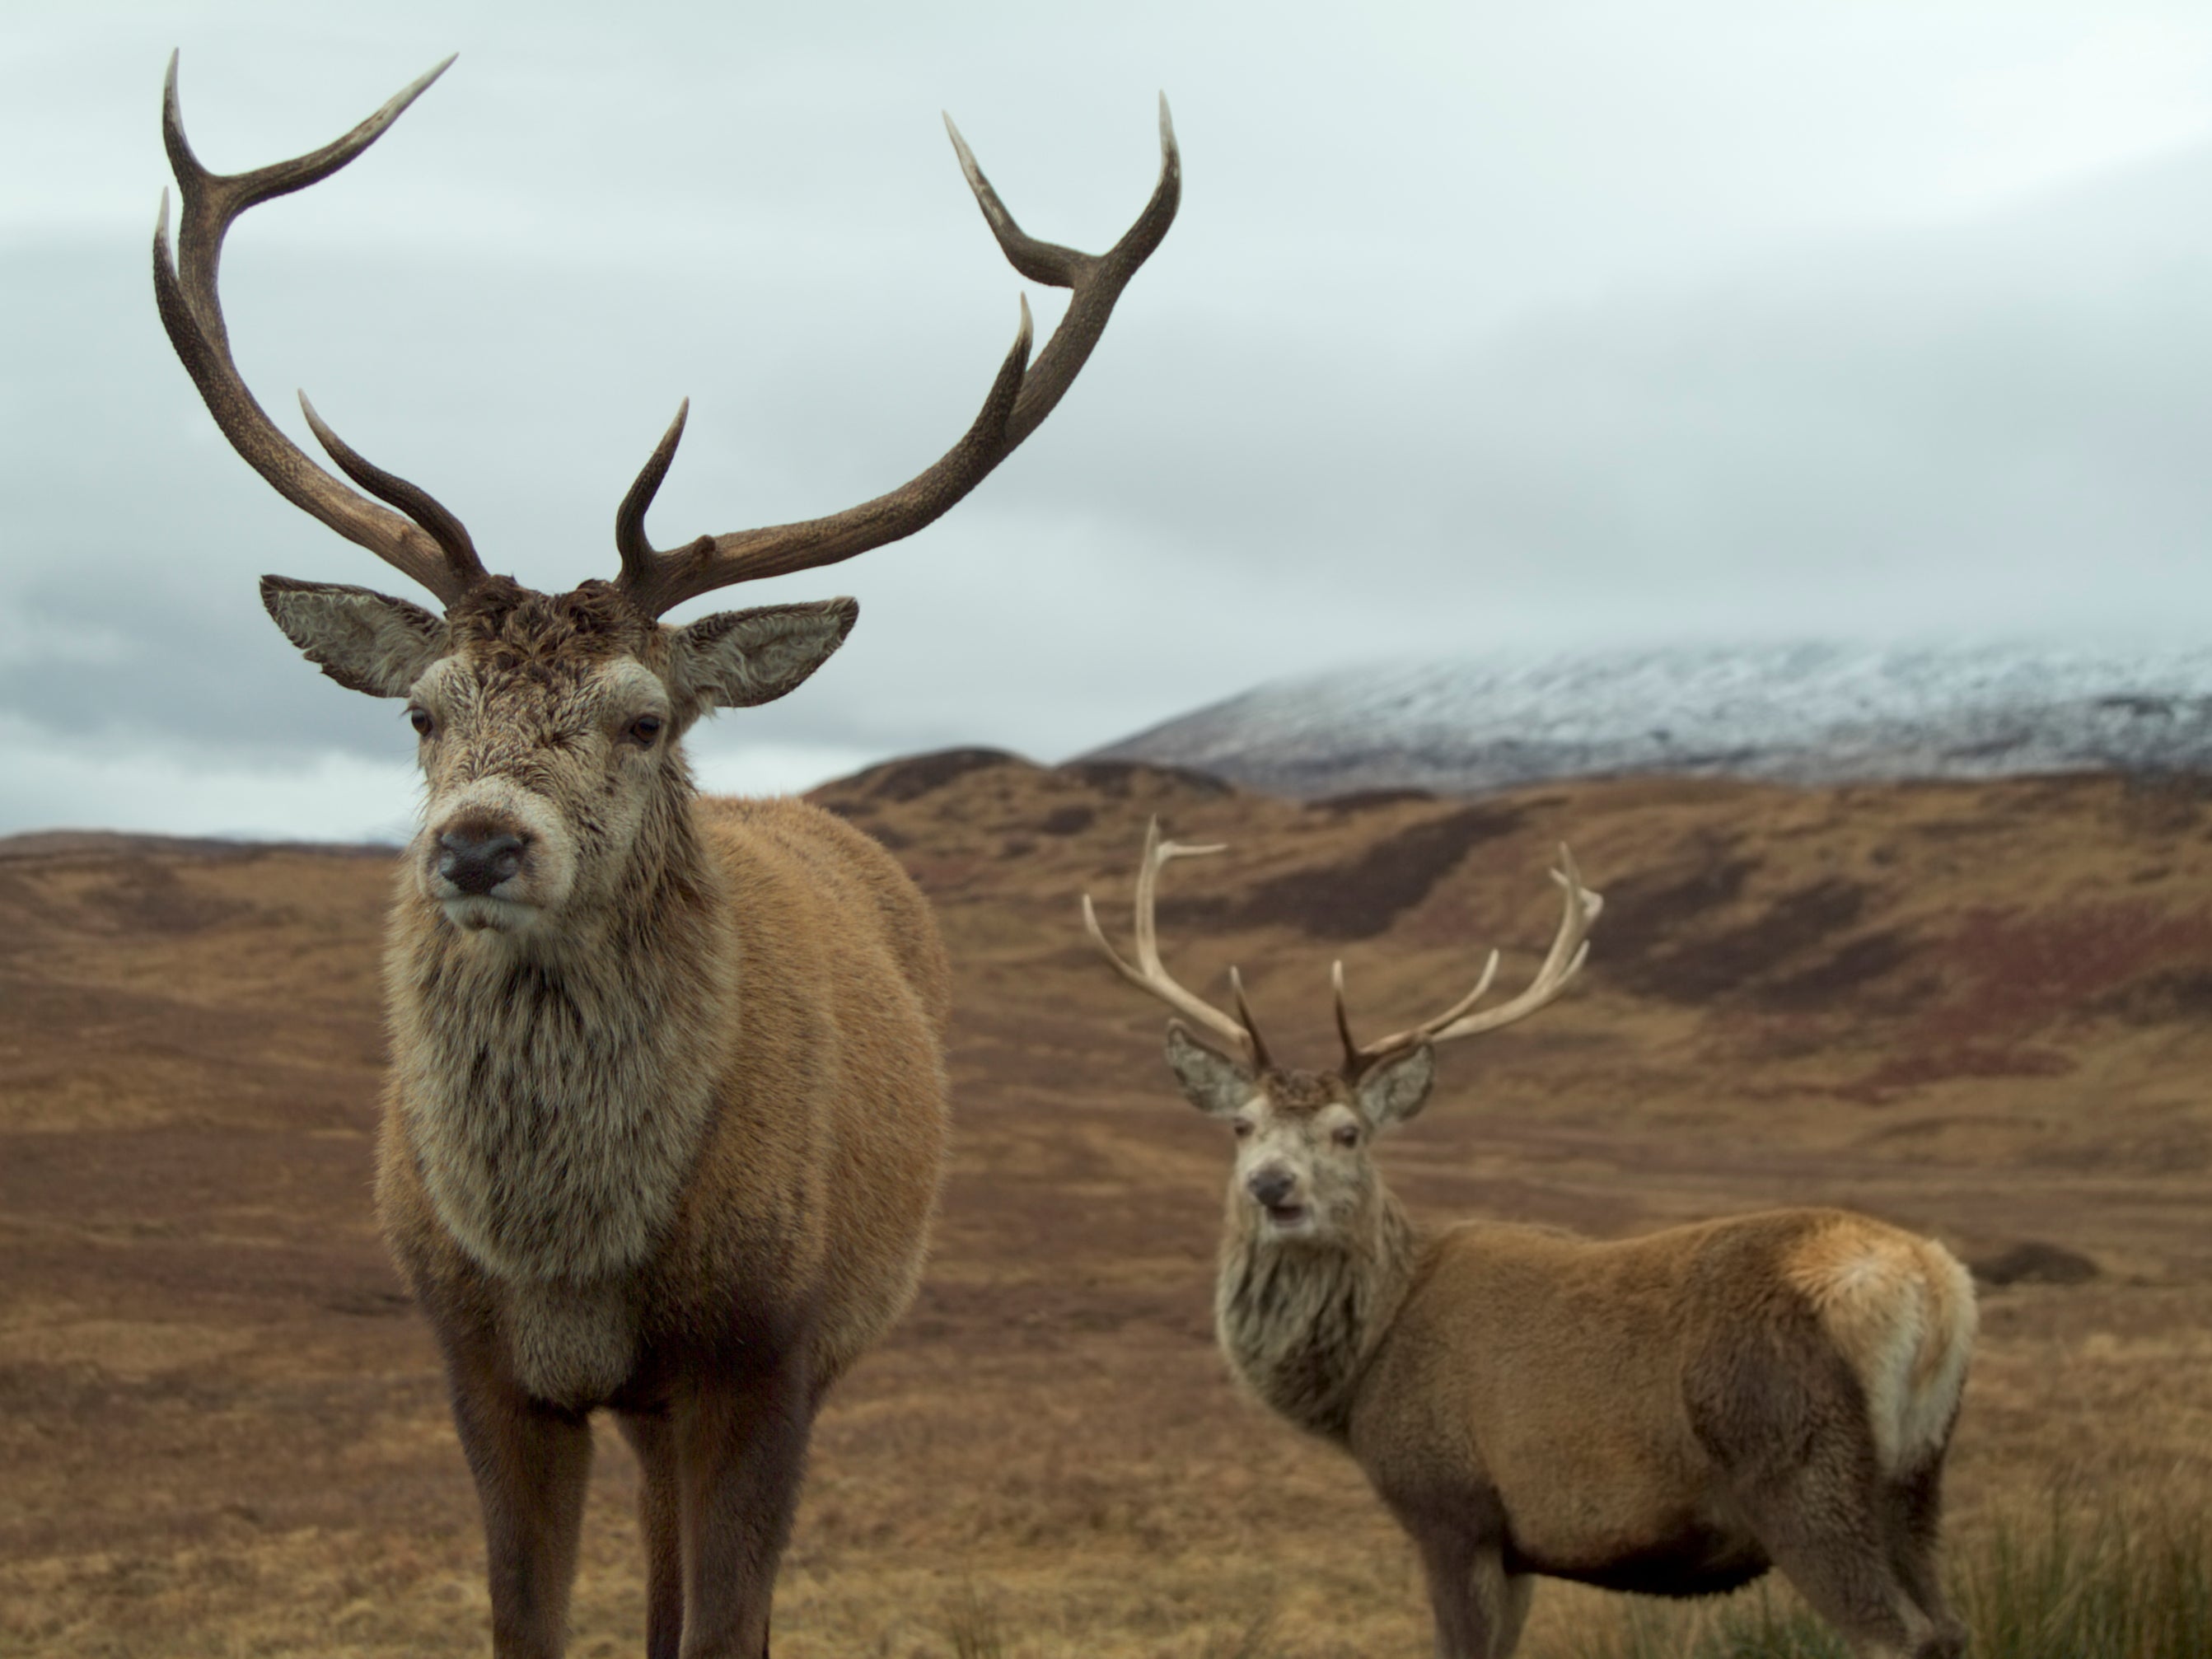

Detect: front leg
[619,1410,685,1659]
[1411,1521,1532,1659]
[444,1341,595,1659]
[675,1348,817,1658]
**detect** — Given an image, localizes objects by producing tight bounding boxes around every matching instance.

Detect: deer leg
[1691,1314,1948,1659]
[1882,1458,1966,1658]
[671,1350,816,1659]
[1724,1450,1940,1659]
[618,1410,685,1659]
[1492,1573,1533,1657]
[1410,1522,1529,1659]
[444,1350,595,1659]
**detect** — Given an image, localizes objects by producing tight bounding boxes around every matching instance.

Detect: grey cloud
[1041,145,2212,649]
[11,141,2212,773]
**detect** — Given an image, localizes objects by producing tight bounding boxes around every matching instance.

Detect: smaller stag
[1085,823,1975,1659]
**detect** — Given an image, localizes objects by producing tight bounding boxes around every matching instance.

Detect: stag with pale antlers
[154,53,1176,1657]
[1087,824,1975,1659]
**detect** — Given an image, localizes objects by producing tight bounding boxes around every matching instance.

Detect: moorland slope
[2,757,2208,1655]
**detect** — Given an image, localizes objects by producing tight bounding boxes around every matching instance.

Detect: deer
[152,53,1176,1659]
[1084,823,1976,1659]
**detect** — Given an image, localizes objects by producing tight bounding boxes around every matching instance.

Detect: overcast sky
[5,1,2212,840]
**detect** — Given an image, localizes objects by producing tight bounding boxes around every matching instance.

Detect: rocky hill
[1087,641,2212,798]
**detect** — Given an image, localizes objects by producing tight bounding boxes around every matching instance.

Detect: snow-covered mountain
[1085,643,2212,799]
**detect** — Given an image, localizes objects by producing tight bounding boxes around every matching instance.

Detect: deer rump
[376,797,952,1409]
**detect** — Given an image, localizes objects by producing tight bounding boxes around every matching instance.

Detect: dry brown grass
[3,762,2210,1656]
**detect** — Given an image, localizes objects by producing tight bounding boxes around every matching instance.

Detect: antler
[1333,845,1604,1075]
[611,96,1182,619]
[152,53,489,608]
[1083,818,1272,1068]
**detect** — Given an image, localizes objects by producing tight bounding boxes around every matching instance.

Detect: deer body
[1088,827,1975,1659]
[375,784,952,1656]
[156,54,1175,1657]
[1225,1194,1974,1615]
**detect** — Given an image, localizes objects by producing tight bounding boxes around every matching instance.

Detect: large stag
[153,54,1176,1657]
[1087,824,1976,1659]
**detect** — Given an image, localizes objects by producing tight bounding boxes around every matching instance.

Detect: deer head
[154,54,1178,937]
[1083,821,1602,1241]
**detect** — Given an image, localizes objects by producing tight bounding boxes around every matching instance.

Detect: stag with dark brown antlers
[153,53,1176,1658]
[1087,825,1975,1659]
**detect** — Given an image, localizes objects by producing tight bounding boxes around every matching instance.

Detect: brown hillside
[2,761,2208,1657]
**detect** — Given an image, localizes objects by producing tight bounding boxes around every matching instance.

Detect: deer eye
[627,714,664,746]
[408,707,434,738]
[1232,1119,1254,1139]
[1332,1124,1360,1148]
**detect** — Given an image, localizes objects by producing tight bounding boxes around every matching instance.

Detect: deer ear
[666,598,858,713]
[1163,1021,1256,1119]
[1354,1043,1436,1129]
[260,576,447,698]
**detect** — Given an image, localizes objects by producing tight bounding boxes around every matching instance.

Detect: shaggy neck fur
[1215,1181,1420,1442]
[387,769,733,1293]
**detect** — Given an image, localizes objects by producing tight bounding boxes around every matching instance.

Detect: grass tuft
[1566,1500,2210,1659]
[1954,1499,2211,1659]
[938,1578,1008,1659]
[1200,1597,1283,1659]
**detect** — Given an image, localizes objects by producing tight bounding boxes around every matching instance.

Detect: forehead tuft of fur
[444,579,661,683]
[1255,1068,1354,1116]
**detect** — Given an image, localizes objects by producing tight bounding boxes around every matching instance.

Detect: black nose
[1247,1167,1296,1209]
[438,830,526,896]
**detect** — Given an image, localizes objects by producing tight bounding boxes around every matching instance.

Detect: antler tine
[1228,966,1274,1072]
[947,93,1181,451]
[1081,818,1264,1064]
[1333,950,1501,1076]
[1531,844,1602,981]
[1424,845,1604,1044]
[1131,815,1222,977]
[1338,845,1604,1068]
[1332,960,1358,1068]
[615,399,708,589]
[298,394,482,577]
[613,98,1180,619]
[153,53,488,608]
